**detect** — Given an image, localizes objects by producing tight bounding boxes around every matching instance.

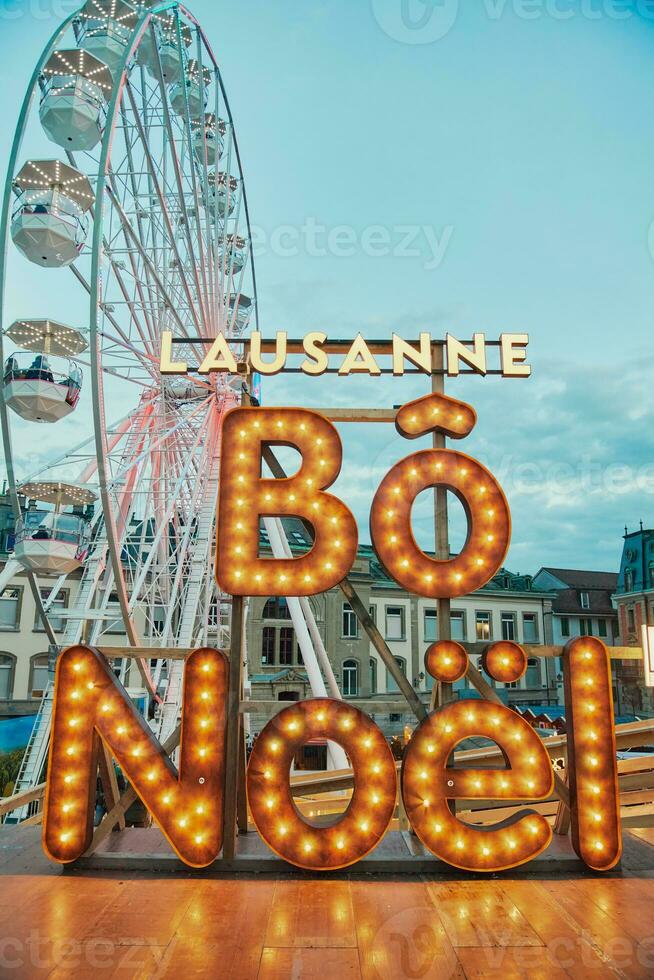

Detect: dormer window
[579,591,590,609]
[625,568,634,593]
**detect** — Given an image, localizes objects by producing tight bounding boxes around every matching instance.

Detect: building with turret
[613,524,654,716]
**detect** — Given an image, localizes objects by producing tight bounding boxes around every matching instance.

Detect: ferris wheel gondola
[0,1,259,801]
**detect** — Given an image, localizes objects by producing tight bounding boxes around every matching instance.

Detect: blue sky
[1,0,653,575]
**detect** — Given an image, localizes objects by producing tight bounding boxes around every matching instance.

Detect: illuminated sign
[44,646,228,868]
[216,407,358,597]
[43,638,621,872]
[42,389,622,873]
[160,331,531,378]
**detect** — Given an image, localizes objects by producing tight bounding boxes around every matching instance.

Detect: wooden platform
[69,827,588,877]
[2,826,654,976]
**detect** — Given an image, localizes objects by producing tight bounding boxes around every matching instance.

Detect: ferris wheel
[0,1,259,796]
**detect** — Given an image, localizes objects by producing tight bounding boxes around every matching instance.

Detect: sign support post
[223,594,245,860]
[431,341,452,710]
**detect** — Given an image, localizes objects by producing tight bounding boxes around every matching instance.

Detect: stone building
[613,525,654,717]
[245,521,559,736]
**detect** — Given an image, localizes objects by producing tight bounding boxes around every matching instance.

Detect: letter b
[216,408,358,595]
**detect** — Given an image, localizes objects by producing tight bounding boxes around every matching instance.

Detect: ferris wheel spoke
[148,24,210,333]
[122,79,205,336]
[127,408,211,609]
[107,394,212,490]
[106,178,160,347]
[118,104,163,327]
[104,185,194,340]
[101,253,160,360]
[176,19,212,332]
[68,259,157,382]
[63,147,161,353]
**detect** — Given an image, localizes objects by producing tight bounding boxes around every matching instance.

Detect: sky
[0,0,653,576]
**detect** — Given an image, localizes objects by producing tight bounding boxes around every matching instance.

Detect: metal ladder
[6,684,53,822]
[8,529,109,819]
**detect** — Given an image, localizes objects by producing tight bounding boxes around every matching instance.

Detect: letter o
[370,449,511,598]
[247,699,396,870]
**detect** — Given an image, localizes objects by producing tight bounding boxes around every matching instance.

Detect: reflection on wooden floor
[1,826,654,978]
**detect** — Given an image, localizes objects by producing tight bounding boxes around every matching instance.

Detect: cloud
[264,338,654,575]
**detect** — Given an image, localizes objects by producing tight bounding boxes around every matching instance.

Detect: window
[649,562,654,589]
[579,618,593,637]
[451,610,466,641]
[106,594,125,634]
[342,603,358,639]
[525,657,542,688]
[29,655,50,697]
[424,608,437,642]
[369,657,377,694]
[627,607,636,633]
[279,627,294,665]
[342,659,359,697]
[262,597,291,620]
[579,591,590,610]
[386,657,407,693]
[34,588,67,632]
[368,605,376,625]
[501,612,516,641]
[150,606,165,637]
[598,619,608,638]
[0,654,15,699]
[475,611,492,642]
[0,588,21,630]
[560,617,570,638]
[625,569,634,593]
[261,626,275,666]
[522,613,539,643]
[385,606,405,641]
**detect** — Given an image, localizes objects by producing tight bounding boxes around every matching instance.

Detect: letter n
[43,645,228,868]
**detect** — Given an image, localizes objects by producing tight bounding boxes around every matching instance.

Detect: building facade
[245,521,559,736]
[613,525,654,717]
[532,567,619,646]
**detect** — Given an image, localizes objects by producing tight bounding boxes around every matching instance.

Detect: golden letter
[338,334,381,376]
[216,407,358,596]
[43,645,228,868]
[199,334,239,374]
[160,331,188,374]
[301,331,329,376]
[249,331,288,375]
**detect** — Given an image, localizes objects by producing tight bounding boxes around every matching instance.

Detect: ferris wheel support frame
[1,1,262,681]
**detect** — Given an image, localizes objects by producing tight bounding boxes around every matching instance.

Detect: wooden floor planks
[1,828,654,977]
